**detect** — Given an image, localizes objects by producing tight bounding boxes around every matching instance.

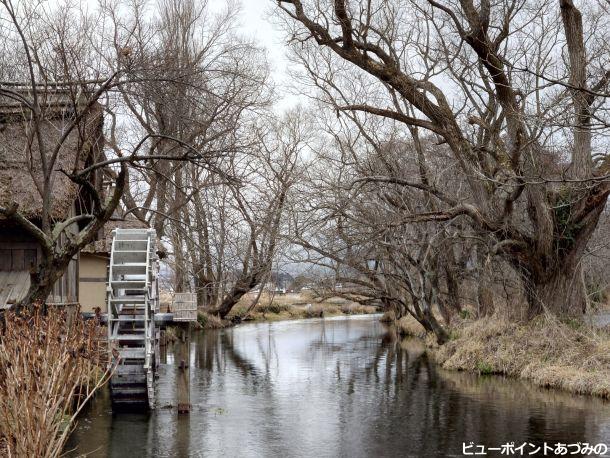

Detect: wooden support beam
[176,322,191,414]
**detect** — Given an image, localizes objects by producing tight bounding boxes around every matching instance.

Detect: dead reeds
[430,314,610,398]
[0,304,113,458]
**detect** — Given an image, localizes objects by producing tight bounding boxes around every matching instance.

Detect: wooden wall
[78,253,108,313]
[0,226,78,307]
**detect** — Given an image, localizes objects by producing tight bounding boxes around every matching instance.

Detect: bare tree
[112,0,270,239]
[0,0,228,309]
[275,0,610,318]
[289,110,477,342]
[176,110,309,318]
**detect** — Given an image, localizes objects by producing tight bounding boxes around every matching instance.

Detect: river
[67,315,610,457]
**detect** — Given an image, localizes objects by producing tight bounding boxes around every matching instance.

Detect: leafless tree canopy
[0,0,608,342]
[275,0,610,331]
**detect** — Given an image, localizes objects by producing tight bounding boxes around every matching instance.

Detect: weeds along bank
[392,313,610,399]
[0,306,110,458]
[184,293,380,332]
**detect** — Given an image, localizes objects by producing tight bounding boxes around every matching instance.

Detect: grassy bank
[190,292,379,330]
[393,313,610,399]
[230,301,378,322]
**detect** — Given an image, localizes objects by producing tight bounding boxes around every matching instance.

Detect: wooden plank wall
[0,227,78,306]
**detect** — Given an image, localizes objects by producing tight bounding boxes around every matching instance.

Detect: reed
[0,304,113,458]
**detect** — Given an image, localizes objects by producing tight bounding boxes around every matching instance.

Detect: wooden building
[0,88,104,310]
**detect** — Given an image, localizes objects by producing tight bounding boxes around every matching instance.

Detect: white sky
[229,0,301,109]
[235,0,285,65]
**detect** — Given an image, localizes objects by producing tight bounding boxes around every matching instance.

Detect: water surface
[68,315,610,457]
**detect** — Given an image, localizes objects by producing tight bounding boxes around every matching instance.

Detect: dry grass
[234,303,343,321]
[226,292,378,322]
[0,304,112,457]
[379,311,427,336]
[163,326,179,343]
[396,315,427,338]
[429,314,610,398]
[197,312,227,329]
[340,303,377,315]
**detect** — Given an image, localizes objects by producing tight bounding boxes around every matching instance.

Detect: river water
[68,315,610,457]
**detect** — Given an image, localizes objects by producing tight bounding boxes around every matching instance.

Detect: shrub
[164,326,179,343]
[197,312,208,328]
[196,312,225,329]
[585,282,607,308]
[304,305,324,318]
[459,309,471,320]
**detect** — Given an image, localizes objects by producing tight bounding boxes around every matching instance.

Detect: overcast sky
[236,0,285,65]
[230,0,300,109]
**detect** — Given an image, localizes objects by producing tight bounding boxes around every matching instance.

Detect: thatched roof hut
[0,87,104,221]
[0,86,104,308]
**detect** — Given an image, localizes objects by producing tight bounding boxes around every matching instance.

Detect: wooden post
[177,322,191,414]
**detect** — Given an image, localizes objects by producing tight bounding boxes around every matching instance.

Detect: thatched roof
[83,216,149,255]
[0,88,103,220]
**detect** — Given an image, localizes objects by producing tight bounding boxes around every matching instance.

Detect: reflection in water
[68,315,610,457]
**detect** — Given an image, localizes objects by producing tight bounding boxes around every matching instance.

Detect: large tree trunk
[17,258,70,312]
[477,275,495,318]
[194,267,216,309]
[213,275,259,319]
[420,308,449,344]
[525,263,587,318]
[172,232,188,293]
[444,265,462,314]
[523,192,607,318]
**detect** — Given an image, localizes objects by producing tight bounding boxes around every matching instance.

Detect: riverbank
[394,313,610,399]
[195,292,379,330]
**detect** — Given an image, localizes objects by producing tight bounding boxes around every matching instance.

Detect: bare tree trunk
[173,233,188,293]
[522,197,607,318]
[477,283,495,318]
[541,266,587,316]
[419,308,449,344]
[444,264,462,314]
[524,263,586,318]
[213,275,260,319]
[19,261,67,309]
[194,267,213,309]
